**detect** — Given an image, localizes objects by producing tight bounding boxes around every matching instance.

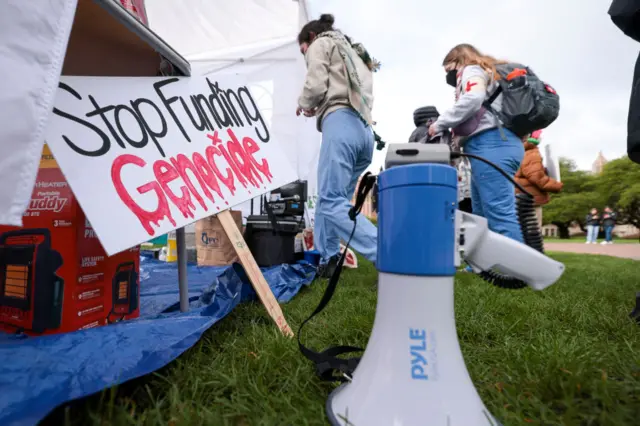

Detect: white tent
[146,0,320,224]
[0,0,78,227]
[0,0,319,227]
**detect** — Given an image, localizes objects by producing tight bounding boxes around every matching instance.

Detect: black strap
[297,172,377,382]
[482,84,502,120]
[482,84,508,140]
[263,196,280,236]
[485,83,503,106]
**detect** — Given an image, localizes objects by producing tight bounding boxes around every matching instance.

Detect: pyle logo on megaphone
[409,328,438,381]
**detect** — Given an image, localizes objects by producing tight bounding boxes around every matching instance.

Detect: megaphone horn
[326,163,501,426]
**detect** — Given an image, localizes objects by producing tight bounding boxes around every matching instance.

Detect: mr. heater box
[0,145,140,336]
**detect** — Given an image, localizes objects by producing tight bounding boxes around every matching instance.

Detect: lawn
[46,253,639,426]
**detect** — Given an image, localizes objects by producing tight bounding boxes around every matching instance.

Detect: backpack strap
[482,83,508,140]
[485,84,503,106]
[297,172,377,382]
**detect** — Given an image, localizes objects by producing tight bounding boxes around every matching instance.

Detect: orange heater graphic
[0,229,64,333]
[109,262,138,323]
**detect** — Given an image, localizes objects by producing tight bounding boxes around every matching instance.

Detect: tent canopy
[146,0,302,59]
[0,0,318,227]
[146,0,320,223]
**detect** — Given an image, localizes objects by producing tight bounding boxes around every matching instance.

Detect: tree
[542,155,640,239]
[555,158,598,194]
[596,157,640,205]
[545,193,602,238]
[618,183,640,239]
[543,157,602,238]
[595,157,640,232]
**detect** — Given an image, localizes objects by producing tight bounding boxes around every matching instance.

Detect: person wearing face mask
[296,13,380,277]
[428,44,525,243]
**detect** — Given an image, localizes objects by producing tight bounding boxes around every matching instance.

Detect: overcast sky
[307,0,639,172]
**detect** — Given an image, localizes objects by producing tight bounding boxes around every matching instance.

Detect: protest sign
[45,75,297,255]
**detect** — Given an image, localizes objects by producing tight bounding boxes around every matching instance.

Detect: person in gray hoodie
[428,44,525,243]
[296,14,379,277]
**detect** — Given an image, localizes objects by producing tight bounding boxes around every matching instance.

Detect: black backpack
[483,63,560,138]
[408,124,429,143]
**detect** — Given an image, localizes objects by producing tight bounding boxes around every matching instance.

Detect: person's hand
[296,106,317,117]
[428,123,437,137]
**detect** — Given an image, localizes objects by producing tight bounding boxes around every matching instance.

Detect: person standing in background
[585,208,600,244]
[601,206,617,244]
[296,13,379,277]
[514,130,563,229]
[429,44,524,243]
[408,106,440,143]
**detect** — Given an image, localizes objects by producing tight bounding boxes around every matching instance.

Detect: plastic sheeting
[145,0,300,59]
[146,0,321,226]
[0,0,77,226]
[205,43,321,224]
[0,255,316,426]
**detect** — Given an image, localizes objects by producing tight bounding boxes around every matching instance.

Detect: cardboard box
[0,145,140,336]
[195,211,243,266]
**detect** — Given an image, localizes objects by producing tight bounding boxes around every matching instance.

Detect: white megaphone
[326,144,565,426]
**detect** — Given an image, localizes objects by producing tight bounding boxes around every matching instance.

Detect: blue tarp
[0,254,316,426]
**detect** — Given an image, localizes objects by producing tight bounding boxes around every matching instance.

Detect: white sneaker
[601,241,607,245]
[586,241,591,244]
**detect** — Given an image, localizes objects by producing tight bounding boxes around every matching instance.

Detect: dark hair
[298,13,335,44]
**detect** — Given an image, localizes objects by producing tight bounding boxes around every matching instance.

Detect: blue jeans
[605,225,614,242]
[315,108,377,264]
[587,225,599,243]
[464,128,524,243]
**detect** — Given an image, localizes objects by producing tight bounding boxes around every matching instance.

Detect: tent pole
[176,227,189,312]
[297,0,310,28]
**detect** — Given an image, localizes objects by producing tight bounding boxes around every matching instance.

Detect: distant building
[592,151,608,175]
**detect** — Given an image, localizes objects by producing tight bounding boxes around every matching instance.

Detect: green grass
[46,253,640,426]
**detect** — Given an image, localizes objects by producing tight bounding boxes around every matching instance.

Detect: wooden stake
[217,210,294,337]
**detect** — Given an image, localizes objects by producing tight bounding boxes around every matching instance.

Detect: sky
[307,0,639,172]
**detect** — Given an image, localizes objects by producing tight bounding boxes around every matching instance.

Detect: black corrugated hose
[373,130,545,290]
[517,193,545,253]
[452,152,545,290]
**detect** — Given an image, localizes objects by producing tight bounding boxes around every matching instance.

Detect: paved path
[545,242,640,260]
